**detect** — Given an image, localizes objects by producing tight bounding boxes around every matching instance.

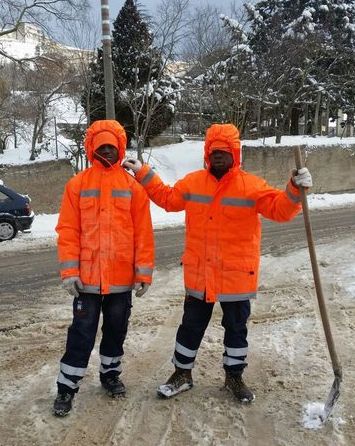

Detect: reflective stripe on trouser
[57,291,132,394]
[172,295,214,369]
[221,300,251,374]
[171,295,251,373]
[99,354,123,374]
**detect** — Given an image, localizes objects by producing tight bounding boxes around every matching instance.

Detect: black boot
[53,392,74,417]
[101,375,126,398]
[225,372,255,403]
[157,367,193,398]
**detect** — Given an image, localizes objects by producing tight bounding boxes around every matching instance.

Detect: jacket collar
[208,166,240,182]
[92,159,121,172]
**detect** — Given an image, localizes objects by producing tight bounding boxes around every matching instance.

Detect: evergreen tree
[112,0,158,90]
[82,0,179,149]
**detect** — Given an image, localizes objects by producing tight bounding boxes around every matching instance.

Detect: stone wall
[242,144,355,193]
[149,135,183,146]
[0,159,74,214]
[1,144,354,214]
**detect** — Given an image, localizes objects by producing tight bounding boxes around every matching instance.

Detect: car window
[0,191,11,202]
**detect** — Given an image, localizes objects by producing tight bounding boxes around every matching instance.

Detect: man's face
[94,144,119,167]
[209,149,234,178]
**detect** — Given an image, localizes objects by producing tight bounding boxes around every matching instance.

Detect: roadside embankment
[243,144,355,193]
[0,144,354,214]
[0,159,73,214]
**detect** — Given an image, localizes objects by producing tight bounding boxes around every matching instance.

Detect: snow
[0,40,39,60]
[1,235,354,443]
[302,402,346,430]
[244,134,355,147]
[1,136,355,253]
[48,96,86,125]
[302,402,326,429]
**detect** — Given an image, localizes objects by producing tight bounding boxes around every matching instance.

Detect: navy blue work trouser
[57,291,132,395]
[172,296,251,375]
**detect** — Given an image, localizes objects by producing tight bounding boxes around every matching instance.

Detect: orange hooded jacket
[135,123,301,303]
[56,120,154,295]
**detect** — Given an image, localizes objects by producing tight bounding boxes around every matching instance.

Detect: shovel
[294,146,342,422]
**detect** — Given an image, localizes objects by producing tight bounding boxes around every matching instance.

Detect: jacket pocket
[113,198,133,229]
[79,198,97,226]
[80,248,93,282]
[222,259,256,273]
[222,205,254,220]
[181,252,200,290]
[111,260,134,285]
[80,197,95,209]
[112,198,134,250]
[113,198,131,211]
[222,259,257,294]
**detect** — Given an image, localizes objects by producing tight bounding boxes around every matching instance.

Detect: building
[0,22,94,67]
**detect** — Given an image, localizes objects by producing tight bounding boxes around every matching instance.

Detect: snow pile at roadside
[245,135,355,147]
[1,138,354,252]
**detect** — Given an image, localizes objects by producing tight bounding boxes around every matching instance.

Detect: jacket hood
[204,123,241,168]
[84,120,127,163]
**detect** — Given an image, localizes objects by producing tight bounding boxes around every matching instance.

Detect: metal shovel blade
[322,375,341,422]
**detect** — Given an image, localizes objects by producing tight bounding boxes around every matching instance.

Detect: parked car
[0,181,35,241]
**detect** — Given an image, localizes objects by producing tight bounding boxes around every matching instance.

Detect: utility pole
[100,0,115,119]
[54,116,58,159]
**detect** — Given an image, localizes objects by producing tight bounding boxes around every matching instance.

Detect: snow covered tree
[198,0,355,141]
[196,12,256,134]
[245,0,355,140]
[19,54,76,160]
[84,0,186,158]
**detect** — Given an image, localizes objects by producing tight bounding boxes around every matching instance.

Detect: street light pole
[100,0,115,119]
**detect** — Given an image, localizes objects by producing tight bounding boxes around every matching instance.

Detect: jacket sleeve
[135,164,187,212]
[55,178,81,279]
[255,178,302,222]
[130,180,155,284]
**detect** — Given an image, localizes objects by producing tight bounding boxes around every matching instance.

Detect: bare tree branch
[0,0,90,63]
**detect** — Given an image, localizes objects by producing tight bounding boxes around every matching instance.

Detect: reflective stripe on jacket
[56,161,154,295]
[136,164,301,303]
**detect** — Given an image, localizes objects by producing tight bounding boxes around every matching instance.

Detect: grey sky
[55,0,247,46]
[88,0,246,22]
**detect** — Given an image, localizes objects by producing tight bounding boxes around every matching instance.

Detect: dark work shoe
[101,375,126,398]
[157,367,193,398]
[225,372,255,403]
[53,392,74,417]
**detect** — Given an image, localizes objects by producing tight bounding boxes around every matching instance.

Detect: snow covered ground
[1,126,355,442]
[1,136,355,253]
[0,235,354,445]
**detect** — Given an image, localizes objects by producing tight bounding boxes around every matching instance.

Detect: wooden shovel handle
[294,147,342,379]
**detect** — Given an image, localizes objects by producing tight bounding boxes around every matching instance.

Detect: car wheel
[0,220,18,241]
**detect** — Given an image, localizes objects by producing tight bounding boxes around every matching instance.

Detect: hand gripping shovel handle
[294,146,342,421]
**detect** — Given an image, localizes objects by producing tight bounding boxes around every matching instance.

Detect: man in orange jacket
[124,123,312,402]
[53,120,154,416]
